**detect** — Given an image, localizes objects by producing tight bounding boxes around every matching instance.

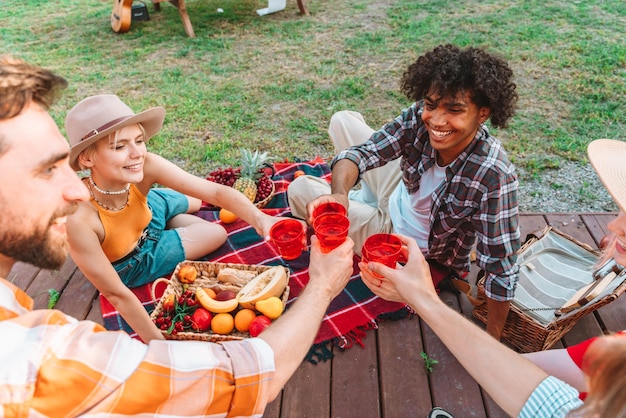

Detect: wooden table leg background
[297,0,309,15]
[152,0,196,38]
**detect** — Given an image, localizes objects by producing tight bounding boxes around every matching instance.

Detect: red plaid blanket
[100,159,410,363]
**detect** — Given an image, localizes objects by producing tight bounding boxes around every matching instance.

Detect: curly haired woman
[288,44,520,340]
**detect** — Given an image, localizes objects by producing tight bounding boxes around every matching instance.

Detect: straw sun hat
[65,94,165,170]
[587,139,626,212]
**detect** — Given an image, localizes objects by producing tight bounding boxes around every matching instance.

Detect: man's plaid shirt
[332,102,521,300]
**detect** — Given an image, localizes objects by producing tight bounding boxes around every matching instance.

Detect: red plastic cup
[312,202,347,221]
[313,213,350,253]
[361,233,403,270]
[269,219,306,260]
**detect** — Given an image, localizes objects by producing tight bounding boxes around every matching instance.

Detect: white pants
[288,110,402,254]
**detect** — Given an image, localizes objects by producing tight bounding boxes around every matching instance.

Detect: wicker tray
[254,179,275,209]
[204,180,275,210]
[151,260,290,342]
[472,226,626,352]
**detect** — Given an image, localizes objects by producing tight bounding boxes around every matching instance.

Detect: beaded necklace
[88,175,130,195]
[87,181,129,211]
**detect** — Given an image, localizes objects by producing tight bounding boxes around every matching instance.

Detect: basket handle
[151,277,171,304]
[523,225,552,243]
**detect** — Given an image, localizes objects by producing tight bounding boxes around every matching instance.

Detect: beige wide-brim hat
[587,139,626,212]
[66,94,165,170]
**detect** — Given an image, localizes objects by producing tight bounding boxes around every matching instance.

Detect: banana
[195,287,239,313]
[238,266,288,309]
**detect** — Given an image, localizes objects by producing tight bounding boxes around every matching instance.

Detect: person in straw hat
[0,56,355,415]
[358,138,626,416]
[65,94,290,343]
[522,138,626,404]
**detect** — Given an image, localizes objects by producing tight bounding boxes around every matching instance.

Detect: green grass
[1,0,624,178]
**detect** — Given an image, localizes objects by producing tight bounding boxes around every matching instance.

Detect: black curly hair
[400,44,517,128]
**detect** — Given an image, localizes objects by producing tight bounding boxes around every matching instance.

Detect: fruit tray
[150,261,290,342]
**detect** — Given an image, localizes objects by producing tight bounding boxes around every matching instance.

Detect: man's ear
[479,108,491,123]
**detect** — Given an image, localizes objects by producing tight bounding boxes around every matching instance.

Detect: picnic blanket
[100,158,411,363]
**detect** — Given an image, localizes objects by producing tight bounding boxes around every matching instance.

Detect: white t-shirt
[389,163,447,250]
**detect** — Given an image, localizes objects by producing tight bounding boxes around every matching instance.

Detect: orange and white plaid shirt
[0,278,275,417]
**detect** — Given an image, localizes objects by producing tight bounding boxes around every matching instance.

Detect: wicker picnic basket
[472,226,626,353]
[151,260,290,342]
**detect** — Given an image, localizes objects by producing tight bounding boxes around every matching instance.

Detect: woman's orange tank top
[88,182,152,262]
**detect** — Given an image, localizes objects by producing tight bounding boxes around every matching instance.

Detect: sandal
[428,407,454,418]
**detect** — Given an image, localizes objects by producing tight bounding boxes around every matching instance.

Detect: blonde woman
[65,94,285,343]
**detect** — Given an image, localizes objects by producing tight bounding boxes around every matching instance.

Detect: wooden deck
[10,212,625,417]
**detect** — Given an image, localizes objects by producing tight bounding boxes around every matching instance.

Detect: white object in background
[256,0,286,15]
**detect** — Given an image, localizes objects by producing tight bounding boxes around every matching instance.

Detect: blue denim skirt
[112,188,188,288]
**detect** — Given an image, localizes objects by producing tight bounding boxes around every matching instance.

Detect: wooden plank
[481,392,509,418]
[518,213,549,241]
[54,268,99,320]
[27,258,77,310]
[377,315,431,418]
[86,297,104,325]
[423,291,486,417]
[7,261,40,291]
[560,314,604,347]
[262,391,281,418]
[545,214,594,247]
[278,357,331,417]
[580,213,617,247]
[331,334,381,418]
[596,296,626,333]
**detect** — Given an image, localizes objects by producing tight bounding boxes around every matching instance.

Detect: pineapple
[233,148,269,202]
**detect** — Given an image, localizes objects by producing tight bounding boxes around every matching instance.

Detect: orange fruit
[234,308,257,332]
[211,313,235,335]
[294,170,305,179]
[203,287,217,299]
[219,208,238,224]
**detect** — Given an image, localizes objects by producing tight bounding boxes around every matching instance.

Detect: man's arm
[301,159,359,224]
[523,349,588,393]
[329,159,360,196]
[259,236,354,399]
[474,160,520,340]
[359,235,569,417]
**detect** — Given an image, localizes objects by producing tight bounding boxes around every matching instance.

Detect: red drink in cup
[269,219,306,260]
[312,202,347,221]
[361,233,403,269]
[313,213,350,253]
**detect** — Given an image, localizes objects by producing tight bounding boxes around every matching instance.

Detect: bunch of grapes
[207,167,240,187]
[153,289,197,335]
[255,174,274,203]
[207,166,274,206]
